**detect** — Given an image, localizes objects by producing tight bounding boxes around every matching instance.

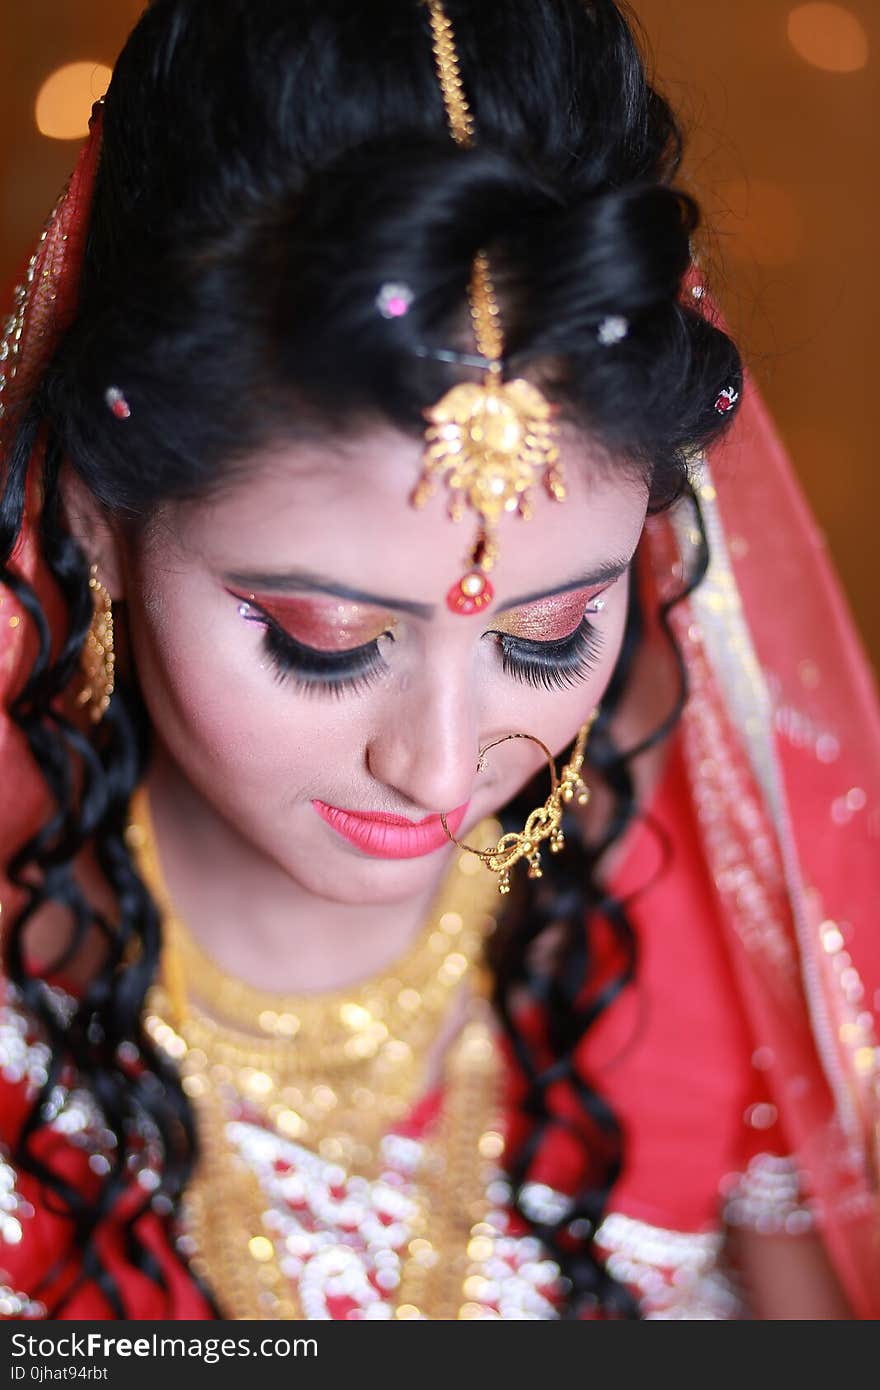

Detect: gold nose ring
[440,713,597,894]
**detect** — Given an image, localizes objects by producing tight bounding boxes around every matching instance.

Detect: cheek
[123,574,344,799]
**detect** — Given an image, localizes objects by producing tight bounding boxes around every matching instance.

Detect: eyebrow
[223,554,633,619]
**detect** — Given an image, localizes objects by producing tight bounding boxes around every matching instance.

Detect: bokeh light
[35,62,112,140]
[787,4,869,73]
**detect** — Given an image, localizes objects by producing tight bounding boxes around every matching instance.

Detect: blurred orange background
[3,1,877,666]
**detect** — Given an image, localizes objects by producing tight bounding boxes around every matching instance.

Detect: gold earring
[440,712,598,894]
[76,563,115,723]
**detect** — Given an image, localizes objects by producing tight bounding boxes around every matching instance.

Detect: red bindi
[446,571,495,616]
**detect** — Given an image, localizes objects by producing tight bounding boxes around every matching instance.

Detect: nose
[365,671,480,816]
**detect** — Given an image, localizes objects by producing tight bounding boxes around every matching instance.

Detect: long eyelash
[241,603,602,698]
[497,614,604,691]
[248,613,390,698]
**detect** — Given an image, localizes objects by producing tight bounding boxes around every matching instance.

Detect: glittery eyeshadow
[236,593,393,651]
[492,586,605,642]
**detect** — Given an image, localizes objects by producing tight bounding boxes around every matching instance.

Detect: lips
[311,800,470,859]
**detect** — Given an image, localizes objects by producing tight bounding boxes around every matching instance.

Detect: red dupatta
[640,280,880,1311]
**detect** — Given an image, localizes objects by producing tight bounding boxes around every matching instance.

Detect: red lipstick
[312,801,469,859]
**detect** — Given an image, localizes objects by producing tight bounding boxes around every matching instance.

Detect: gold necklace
[131,788,501,1170]
[130,790,516,1318]
[169,1005,504,1319]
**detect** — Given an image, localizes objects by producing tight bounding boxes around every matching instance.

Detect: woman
[0,0,877,1321]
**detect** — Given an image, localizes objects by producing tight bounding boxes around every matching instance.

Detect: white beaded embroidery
[721,1153,814,1236]
[596,1211,745,1320]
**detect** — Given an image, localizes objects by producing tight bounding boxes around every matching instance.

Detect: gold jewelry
[166,1001,504,1320]
[417,1,564,616]
[129,789,511,1319]
[156,999,504,1320]
[76,563,115,722]
[440,713,597,894]
[130,785,500,1170]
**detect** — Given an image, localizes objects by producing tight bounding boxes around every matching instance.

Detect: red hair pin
[714,385,739,415]
[104,386,131,420]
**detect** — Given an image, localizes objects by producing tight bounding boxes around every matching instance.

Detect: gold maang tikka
[441,712,597,894]
[76,563,115,722]
[414,0,565,617]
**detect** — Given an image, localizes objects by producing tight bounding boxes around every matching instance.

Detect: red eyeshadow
[234,592,392,652]
[493,584,607,642]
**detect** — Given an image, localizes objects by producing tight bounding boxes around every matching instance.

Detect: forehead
[164,424,649,602]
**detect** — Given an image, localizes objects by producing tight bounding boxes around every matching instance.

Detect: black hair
[1,0,741,1318]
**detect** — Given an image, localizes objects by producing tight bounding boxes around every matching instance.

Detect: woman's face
[118,424,649,906]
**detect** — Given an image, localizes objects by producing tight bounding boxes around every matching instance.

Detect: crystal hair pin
[104,386,131,420]
[597,315,629,346]
[376,282,414,320]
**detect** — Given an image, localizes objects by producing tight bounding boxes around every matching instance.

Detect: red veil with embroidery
[1,106,878,1319]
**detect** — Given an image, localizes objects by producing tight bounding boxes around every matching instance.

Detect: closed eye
[234,590,605,698]
[495,613,603,690]
[238,600,393,698]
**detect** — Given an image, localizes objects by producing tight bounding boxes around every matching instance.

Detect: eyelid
[489,582,611,643]
[497,611,603,691]
[228,589,395,653]
[500,578,615,616]
[228,586,606,699]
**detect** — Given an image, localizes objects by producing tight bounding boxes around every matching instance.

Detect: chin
[279,841,458,907]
